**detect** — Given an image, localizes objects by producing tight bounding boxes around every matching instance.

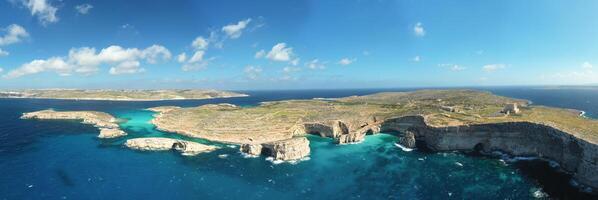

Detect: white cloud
[439,63,465,71]
[255,50,266,58]
[0,24,29,46]
[188,51,205,63]
[22,0,59,25]
[412,56,420,62]
[244,65,262,80]
[5,57,71,78]
[192,36,209,50]
[222,18,251,39]
[4,44,171,78]
[0,48,8,56]
[413,22,425,37]
[75,4,93,15]
[109,60,144,75]
[142,45,172,64]
[0,68,3,73]
[582,62,593,69]
[338,58,356,66]
[177,53,187,63]
[262,43,294,62]
[482,64,506,72]
[307,59,325,70]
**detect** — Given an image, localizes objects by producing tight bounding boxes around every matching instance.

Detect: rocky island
[125,137,219,156]
[21,109,127,138]
[1,89,247,101]
[148,90,597,190]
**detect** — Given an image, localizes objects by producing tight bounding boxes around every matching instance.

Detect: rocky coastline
[21,110,127,138]
[240,137,310,161]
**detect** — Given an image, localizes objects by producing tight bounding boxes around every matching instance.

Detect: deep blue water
[0,87,596,199]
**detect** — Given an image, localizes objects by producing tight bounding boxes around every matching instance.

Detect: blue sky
[0,0,597,90]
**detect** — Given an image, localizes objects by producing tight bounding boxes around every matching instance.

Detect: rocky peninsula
[21,109,127,138]
[1,89,247,101]
[148,90,597,190]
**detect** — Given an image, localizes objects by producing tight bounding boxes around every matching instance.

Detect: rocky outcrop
[240,137,310,161]
[98,128,127,138]
[21,110,126,139]
[380,115,598,191]
[262,137,310,161]
[240,144,263,156]
[125,137,218,156]
[397,130,416,148]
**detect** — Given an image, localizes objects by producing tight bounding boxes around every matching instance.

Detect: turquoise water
[1,88,596,199]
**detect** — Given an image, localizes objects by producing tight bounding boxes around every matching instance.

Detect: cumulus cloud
[22,0,59,25]
[413,22,425,37]
[257,43,294,62]
[0,48,8,56]
[0,67,3,73]
[439,63,465,71]
[0,24,29,46]
[222,18,251,39]
[75,4,93,15]
[4,44,171,78]
[338,58,356,66]
[306,59,325,70]
[482,64,506,72]
[244,65,262,80]
[109,60,143,75]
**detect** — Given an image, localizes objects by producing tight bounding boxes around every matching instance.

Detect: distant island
[0,89,247,101]
[20,89,598,191]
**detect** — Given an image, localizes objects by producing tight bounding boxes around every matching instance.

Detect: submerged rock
[125,137,218,156]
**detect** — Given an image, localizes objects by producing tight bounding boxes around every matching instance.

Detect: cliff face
[240,137,310,161]
[297,120,380,144]
[380,115,598,190]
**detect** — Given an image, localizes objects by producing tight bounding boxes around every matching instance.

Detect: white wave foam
[218,154,229,159]
[394,143,413,152]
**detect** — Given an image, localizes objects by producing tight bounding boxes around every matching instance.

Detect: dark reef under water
[0,87,597,199]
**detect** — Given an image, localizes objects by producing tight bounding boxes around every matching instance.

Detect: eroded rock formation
[380,115,598,190]
[125,137,218,156]
[240,137,310,161]
[397,130,416,148]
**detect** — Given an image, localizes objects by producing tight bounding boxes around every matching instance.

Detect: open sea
[0,87,596,199]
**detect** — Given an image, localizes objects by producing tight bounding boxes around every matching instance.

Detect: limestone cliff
[380,115,598,190]
[240,137,310,161]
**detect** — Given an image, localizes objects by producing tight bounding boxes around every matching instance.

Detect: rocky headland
[125,137,219,156]
[147,90,598,190]
[240,137,310,161]
[21,109,127,138]
[1,89,247,101]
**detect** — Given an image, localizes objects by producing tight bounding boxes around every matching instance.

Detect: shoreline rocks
[125,137,218,156]
[240,137,310,161]
[21,110,127,139]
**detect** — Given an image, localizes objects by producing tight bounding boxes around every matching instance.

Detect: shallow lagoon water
[1,88,596,199]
